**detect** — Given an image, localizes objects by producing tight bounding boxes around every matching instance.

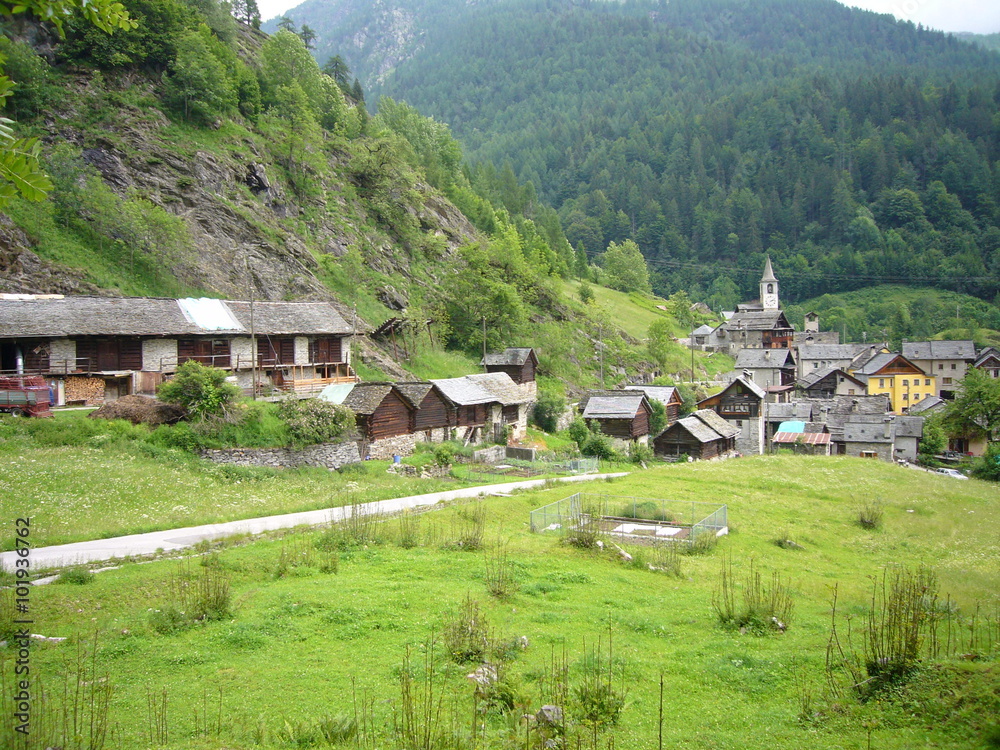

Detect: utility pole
[246,259,257,401]
[598,323,604,387]
[690,326,695,385]
[482,316,488,373]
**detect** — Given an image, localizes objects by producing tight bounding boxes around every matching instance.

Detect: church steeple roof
[761,256,777,283]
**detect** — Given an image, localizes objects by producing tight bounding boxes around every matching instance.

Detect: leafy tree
[0,0,133,207]
[649,399,667,437]
[917,414,946,462]
[276,15,295,32]
[599,239,651,294]
[531,388,565,433]
[163,29,236,124]
[277,398,356,446]
[158,360,241,419]
[647,318,673,370]
[230,0,260,28]
[578,281,594,305]
[943,368,1000,440]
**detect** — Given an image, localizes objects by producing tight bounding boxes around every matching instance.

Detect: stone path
[2,472,628,572]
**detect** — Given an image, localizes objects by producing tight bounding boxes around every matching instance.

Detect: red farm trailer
[0,375,53,417]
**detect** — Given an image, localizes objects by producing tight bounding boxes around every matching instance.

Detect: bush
[56,568,95,585]
[433,443,455,466]
[277,398,356,446]
[157,360,241,419]
[629,442,653,464]
[532,388,566,433]
[971,443,1000,482]
[857,499,884,530]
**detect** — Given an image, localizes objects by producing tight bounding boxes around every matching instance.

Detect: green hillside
[290,0,1000,304]
[4,456,998,749]
[786,284,1000,347]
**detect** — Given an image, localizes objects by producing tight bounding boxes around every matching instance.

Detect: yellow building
[852,352,936,414]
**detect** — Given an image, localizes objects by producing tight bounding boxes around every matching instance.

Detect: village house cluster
[584,259,994,462]
[0,294,538,460]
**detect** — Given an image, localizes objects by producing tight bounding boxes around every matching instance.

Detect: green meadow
[2,456,998,749]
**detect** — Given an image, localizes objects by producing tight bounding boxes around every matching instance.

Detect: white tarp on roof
[177,298,245,332]
[318,382,355,404]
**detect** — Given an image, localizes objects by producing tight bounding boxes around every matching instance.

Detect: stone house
[731,347,796,389]
[481,348,538,399]
[975,347,1000,379]
[795,343,884,380]
[796,367,868,399]
[431,372,532,445]
[902,340,976,399]
[0,295,357,405]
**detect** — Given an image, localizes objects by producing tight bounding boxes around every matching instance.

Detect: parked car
[935,468,968,480]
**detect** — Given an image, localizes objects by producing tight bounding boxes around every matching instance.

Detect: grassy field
[2,456,997,749]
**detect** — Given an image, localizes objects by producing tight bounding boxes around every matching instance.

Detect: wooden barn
[481,347,537,385]
[653,409,738,460]
[341,383,415,443]
[581,391,652,444]
[396,382,453,442]
[624,385,684,425]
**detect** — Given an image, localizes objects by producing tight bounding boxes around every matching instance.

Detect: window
[767,283,774,294]
[925,379,930,386]
[848,389,855,395]
[813,361,819,368]
[951,364,957,370]
[879,379,885,388]
[902,379,908,386]
[860,451,878,459]
[938,364,944,370]
[943,377,952,385]
[903,393,909,400]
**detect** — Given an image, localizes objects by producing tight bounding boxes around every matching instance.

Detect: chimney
[883,417,893,440]
[764,350,770,359]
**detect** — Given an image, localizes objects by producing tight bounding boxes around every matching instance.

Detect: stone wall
[385,463,453,478]
[506,446,537,462]
[202,440,361,469]
[143,339,177,372]
[844,441,893,462]
[231,337,254,370]
[473,445,507,463]
[365,432,419,460]
[49,338,75,371]
[294,336,309,365]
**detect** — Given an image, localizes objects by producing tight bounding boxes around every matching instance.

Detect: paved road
[2,473,628,572]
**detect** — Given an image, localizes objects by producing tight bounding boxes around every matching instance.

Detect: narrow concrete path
[3,473,628,571]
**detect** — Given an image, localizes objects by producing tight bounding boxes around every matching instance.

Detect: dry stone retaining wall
[202,441,361,469]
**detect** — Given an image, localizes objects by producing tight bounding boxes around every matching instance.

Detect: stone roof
[766,402,813,421]
[465,372,532,405]
[796,343,874,361]
[723,376,767,400]
[624,385,681,405]
[583,394,646,419]
[734,348,795,369]
[975,347,1000,367]
[726,310,792,331]
[895,416,925,438]
[902,340,976,361]
[692,324,715,336]
[341,383,396,415]
[481,347,535,367]
[431,376,497,406]
[843,419,895,444]
[797,367,867,390]
[0,296,354,338]
[908,395,945,415]
[395,382,434,407]
[854,352,917,377]
[671,415,723,443]
[691,408,739,439]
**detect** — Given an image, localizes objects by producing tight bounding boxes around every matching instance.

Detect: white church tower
[760,256,779,310]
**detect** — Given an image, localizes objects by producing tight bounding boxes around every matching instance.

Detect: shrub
[277,398,356,446]
[713,558,793,634]
[157,360,241,419]
[433,442,455,466]
[629,441,653,465]
[56,568,95,585]
[532,388,566,433]
[857,499,884,530]
[442,595,492,663]
[149,605,190,635]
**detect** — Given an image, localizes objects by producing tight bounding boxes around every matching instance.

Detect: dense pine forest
[289,0,1000,305]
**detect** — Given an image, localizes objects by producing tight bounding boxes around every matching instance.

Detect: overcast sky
[257,0,1000,35]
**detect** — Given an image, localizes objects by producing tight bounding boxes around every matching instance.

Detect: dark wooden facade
[587,403,651,440]
[310,336,343,364]
[179,338,231,367]
[457,403,488,427]
[699,380,763,418]
[653,422,734,460]
[75,338,143,372]
[356,389,415,441]
[483,348,537,385]
[258,337,296,367]
[413,388,452,432]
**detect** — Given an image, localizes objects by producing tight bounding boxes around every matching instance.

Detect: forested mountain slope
[288,0,1000,304]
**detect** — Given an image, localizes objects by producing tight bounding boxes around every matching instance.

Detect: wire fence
[530,492,727,545]
[465,457,599,483]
